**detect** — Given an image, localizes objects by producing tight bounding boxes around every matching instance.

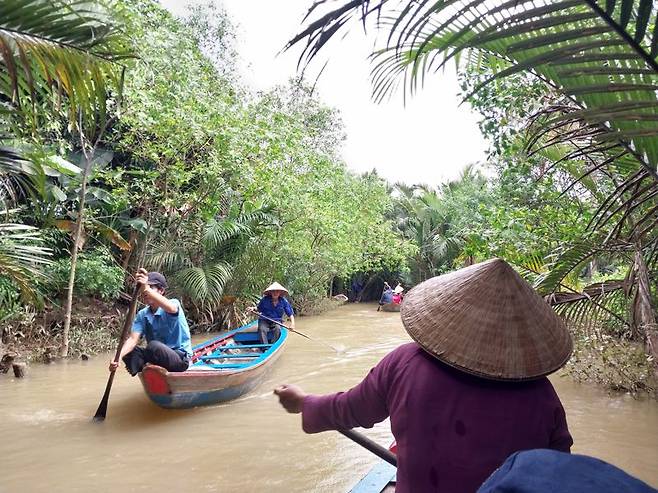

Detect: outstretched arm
[275,351,395,432]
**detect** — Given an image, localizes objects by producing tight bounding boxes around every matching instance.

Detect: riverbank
[0,296,348,367]
[1,296,655,399]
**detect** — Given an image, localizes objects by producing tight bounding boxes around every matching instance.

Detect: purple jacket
[302,343,572,493]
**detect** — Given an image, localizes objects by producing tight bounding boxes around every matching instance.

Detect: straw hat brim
[400,259,572,381]
[263,282,289,295]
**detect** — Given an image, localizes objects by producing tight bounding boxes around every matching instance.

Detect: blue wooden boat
[138,321,287,409]
[348,461,397,492]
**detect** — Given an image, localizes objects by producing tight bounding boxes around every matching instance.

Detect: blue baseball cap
[147,272,167,289]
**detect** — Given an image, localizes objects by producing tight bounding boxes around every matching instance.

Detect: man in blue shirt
[109,269,192,375]
[256,282,295,345]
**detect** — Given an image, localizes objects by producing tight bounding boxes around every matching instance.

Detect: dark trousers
[258,319,281,345]
[123,340,189,376]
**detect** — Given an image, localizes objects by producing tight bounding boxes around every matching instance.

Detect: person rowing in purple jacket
[274,258,574,493]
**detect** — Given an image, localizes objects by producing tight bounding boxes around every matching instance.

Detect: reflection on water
[0,303,657,492]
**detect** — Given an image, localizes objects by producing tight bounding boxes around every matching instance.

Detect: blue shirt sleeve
[284,298,294,317]
[257,297,266,312]
[165,298,180,316]
[132,309,145,335]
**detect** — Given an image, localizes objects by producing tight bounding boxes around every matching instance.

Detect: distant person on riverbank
[275,259,574,493]
[255,282,295,345]
[109,269,192,375]
[350,278,364,302]
[377,282,393,311]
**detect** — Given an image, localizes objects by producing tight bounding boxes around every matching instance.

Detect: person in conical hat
[392,284,404,304]
[255,282,295,345]
[274,259,573,493]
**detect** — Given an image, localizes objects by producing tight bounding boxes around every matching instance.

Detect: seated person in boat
[377,282,393,311]
[109,269,192,375]
[478,449,656,493]
[256,282,295,345]
[392,284,404,304]
[275,259,573,493]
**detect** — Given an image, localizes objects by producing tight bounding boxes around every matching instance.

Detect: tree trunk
[60,152,93,357]
[632,250,658,380]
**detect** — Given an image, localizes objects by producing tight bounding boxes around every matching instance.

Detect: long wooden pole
[338,429,397,467]
[253,311,342,352]
[93,284,143,422]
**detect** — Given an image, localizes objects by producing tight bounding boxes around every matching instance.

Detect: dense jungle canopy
[0,0,656,395]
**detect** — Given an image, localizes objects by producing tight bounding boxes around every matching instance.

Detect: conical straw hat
[394,284,404,294]
[263,282,289,295]
[400,258,572,381]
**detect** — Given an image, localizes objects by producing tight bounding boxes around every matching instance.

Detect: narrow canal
[1,303,657,492]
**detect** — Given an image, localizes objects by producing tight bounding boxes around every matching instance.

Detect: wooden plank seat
[204,363,255,369]
[199,353,261,360]
[215,344,272,350]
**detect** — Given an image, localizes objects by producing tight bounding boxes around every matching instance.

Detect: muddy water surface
[1,303,657,492]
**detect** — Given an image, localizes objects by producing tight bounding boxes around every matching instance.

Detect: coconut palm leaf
[0,222,51,301]
[175,262,233,308]
[0,0,132,131]
[290,0,658,179]
[148,244,193,272]
[0,145,36,206]
[534,236,611,294]
[550,280,633,335]
[203,208,273,250]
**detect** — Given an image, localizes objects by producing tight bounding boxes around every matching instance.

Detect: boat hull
[380,303,401,312]
[138,322,287,409]
[348,461,396,492]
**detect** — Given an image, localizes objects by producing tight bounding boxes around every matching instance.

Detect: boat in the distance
[380,302,401,312]
[138,321,287,409]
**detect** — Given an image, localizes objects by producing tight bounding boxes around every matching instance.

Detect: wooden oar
[339,429,397,467]
[252,311,343,353]
[93,284,143,422]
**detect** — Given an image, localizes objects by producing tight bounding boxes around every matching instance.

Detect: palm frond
[291,0,658,178]
[148,245,192,272]
[175,262,233,307]
[534,237,610,294]
[0,0,133,130]
[0,222,51,302]
[550,280,632,335]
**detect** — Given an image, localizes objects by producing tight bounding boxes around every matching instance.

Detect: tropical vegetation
[0,0,655,395]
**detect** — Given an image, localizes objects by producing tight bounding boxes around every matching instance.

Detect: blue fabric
[478,449,657,493]
[379,288,393,304]
[257,295,294,322]
[132,299,192,357]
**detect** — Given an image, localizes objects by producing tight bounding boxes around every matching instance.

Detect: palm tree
[1,0,130,139]
[289,0,658,376]
[1,0,132,355]
[149,201,275,328]
[290,1,658,178]
[0,222,51,302]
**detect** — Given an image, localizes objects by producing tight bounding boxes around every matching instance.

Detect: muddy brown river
[1,303,657,492]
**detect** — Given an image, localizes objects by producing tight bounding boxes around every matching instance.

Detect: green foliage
[292,0,658,177]
[0,276,21,321]
[567,330,655,394]
[47,251,123,300]
[0,0,132,136]
[0,222,51,302]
